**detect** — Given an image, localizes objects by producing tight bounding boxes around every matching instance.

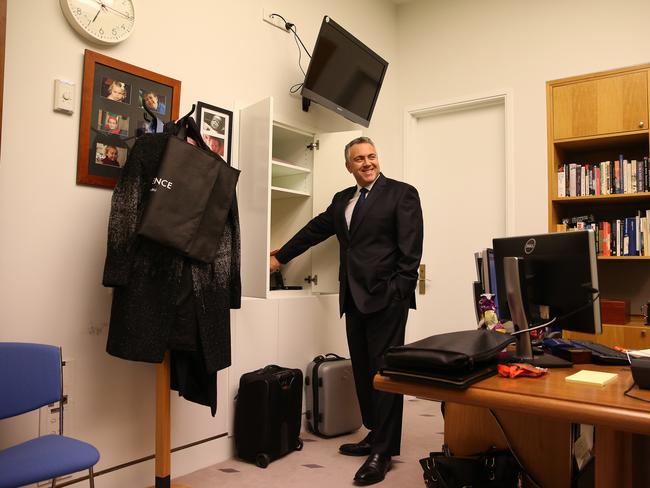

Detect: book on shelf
[569,164,577,197]
[557,168,565,197]
[602,221,611,256]
[636,214,642,256]
[557,155,650,197]
[624,217,636,256]
[638,159,646,192]
[643,216,649,257]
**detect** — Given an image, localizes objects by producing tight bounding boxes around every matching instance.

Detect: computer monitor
[493,230,601,367]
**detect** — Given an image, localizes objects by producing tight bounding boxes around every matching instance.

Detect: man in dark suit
[270,136,423,485]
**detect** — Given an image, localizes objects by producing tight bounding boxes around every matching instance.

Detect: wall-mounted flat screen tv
[301,16,388,128]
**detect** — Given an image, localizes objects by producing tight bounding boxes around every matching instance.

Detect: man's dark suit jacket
[275,173,423,316]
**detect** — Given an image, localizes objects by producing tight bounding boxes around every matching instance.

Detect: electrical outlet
[38,404,69,482]
[39,403,60,437]
[62,358,74,405]
[262,8,289,32]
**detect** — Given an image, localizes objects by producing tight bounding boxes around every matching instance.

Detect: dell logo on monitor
[524,238,536,254]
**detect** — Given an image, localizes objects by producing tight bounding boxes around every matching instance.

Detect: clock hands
[101,4,133,21]
[90,0,133,21]
[89,5,102,25]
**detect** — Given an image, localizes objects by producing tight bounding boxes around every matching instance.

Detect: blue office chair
[0,343,100,488]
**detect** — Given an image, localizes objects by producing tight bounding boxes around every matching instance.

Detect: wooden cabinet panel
[564,323,624,347]
[622,325,650,349]
[552,71,648,140]
[564,320,650,349]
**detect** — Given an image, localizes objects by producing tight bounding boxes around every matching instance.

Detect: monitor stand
[503,350,572,368]
[503,257,572,369]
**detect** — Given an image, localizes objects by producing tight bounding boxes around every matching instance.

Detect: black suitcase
[234,364,304,468]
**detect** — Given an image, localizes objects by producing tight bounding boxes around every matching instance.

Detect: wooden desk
[375,364,650,488]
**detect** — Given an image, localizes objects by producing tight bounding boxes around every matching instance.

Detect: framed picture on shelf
[77,49,181,189]
[196,101,233,164]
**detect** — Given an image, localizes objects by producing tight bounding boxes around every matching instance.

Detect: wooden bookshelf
[547,64,650,347]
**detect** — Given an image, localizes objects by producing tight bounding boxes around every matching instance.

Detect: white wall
[395,0,650,235]
[0,0,396,485]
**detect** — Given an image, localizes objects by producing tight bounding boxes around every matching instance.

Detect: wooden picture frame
[196,101,233,164]
[77,49,181,189]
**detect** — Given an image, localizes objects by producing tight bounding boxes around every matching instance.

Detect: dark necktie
[350,187,368,228]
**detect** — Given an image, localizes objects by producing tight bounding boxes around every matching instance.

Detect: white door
[238,97,273,298]
[404,96,511,342]
[311,130,362,293]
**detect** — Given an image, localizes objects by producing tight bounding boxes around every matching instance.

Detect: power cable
[270,13,313,93]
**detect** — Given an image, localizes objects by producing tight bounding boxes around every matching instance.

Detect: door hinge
[304,274,318,285]
[307,140,319,151]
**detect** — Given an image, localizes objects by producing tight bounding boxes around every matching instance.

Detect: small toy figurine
[477,294,505,332]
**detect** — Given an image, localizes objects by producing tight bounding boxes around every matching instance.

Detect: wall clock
[60,0,135,45]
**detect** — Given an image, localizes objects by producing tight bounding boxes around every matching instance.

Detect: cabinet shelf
[271,159,311,196]
[552,193,650,205]
[272,159,311,176]
[597,255,650,261]
[554,130,649,149]
[271,186,310,199]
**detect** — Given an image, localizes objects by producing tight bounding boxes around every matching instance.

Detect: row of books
[557,156,650,197]
[558,211,650,256]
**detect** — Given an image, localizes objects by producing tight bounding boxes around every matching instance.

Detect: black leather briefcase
[382,329,514,388]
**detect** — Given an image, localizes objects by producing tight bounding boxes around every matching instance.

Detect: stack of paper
[565,370,618,386]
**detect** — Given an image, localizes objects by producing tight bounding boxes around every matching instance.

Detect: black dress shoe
[339,440,372,456]
[353,453,391,485]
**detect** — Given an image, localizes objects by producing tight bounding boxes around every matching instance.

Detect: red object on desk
[498,363,548,378]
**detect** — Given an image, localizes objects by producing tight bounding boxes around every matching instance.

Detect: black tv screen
[301,16,388,127]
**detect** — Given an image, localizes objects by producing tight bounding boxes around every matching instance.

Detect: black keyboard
[570,340,631,365]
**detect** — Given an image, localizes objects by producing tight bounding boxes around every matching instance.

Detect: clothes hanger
[142,99,159,125]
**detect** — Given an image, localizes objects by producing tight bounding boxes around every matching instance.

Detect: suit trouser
[345,296,409,456]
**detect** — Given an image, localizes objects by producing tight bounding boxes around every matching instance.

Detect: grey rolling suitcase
[305,353,362,437]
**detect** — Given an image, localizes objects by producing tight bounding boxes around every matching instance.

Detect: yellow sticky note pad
[565,370,618,386]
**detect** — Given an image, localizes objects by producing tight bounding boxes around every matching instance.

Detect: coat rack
[149,106,200,488]
[150,353,192,488]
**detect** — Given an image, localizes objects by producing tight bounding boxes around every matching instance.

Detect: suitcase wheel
[296,438,304,451]
[255,452,271,468]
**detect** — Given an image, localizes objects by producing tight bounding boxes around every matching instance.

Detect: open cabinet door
[311,130,362,294]
[238,97,272,298]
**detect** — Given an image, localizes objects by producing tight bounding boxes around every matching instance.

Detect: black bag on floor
[234,365,304,468]
[420,445,523,488]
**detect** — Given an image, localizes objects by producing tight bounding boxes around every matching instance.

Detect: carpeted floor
[174,397,444,487]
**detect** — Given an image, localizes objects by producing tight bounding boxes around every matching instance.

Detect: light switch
[54,79,74,114]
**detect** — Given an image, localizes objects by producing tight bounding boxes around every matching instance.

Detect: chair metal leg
[88,467,95,488]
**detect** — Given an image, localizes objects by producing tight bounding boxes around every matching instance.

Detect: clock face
[60,0,135,45]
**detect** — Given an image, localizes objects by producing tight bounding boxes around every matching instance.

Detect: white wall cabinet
[238,97,361,298]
